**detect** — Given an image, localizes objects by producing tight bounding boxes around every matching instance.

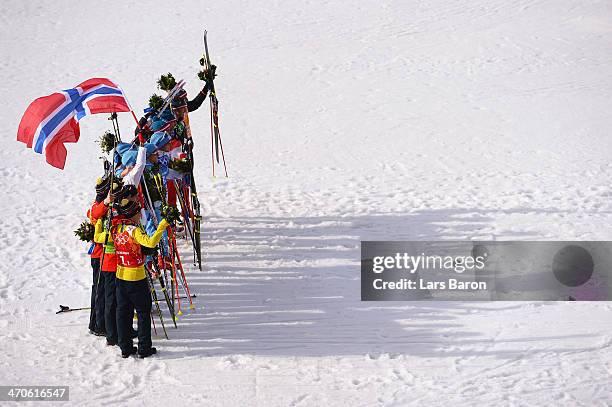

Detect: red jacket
[87,201,109,259]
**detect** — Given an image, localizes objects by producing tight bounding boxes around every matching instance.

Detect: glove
[197,64,217,83]
[141,246,158,257]
[161,205,181,225]
[138,132,146,146]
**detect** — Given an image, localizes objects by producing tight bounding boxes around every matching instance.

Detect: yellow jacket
[93,218,118,272]
[112,219,169,281]
[94,218,115,252]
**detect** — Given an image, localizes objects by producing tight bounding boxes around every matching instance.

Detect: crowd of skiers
[83,71,214,359]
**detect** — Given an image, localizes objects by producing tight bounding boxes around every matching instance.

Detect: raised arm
[187,84,210,112]
[123,146,147,186]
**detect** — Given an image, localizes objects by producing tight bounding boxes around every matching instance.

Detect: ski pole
[209,103,215,177]
[173,180,198,263]
[169,238,182,316]
[151,313,157,336]
[184,154,203,270]
[93,112,121,314]
[141,178,178,324]
[150,261,178,328]
[147,270,168,339]
[216,118,229,177]
[168,229,194,310]
[56,305,90,314]
[152,175,197,297]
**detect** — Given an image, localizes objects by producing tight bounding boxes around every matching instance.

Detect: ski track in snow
[2,0,612,405]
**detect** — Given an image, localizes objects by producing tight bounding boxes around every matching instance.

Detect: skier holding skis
[93,207,118,345]
[94,184,142,347]
[157,72,212,118]
[89,177,125,338]
[157,71,213,159]
[87,175,112,336]
[111,197,172,358]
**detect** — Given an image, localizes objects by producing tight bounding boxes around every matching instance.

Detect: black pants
[103,272,117,343]
[116,278,152,355]
[89,258,105,332]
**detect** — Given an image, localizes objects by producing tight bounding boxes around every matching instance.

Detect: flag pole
[131,111,141,128]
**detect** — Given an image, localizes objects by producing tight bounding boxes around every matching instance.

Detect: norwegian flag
[17,78,133,169]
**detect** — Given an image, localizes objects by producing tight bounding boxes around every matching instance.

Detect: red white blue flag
[17,78,132,169]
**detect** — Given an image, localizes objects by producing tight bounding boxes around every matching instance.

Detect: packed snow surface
[1,0,611,405]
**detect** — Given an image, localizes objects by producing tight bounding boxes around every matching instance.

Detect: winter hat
[159,108,176,123]
[150,119,166,132]
[95,175,111,193]
[115,142,133,156]
[144,142,158,156]
[148,131,171,150]
[135,118,153,140]
[121,148,138,168]
[109,178,124,199]
[171,88,188,109]
[116,198,141,218]
[95,176,112,202]
[150,117,177,133]
[115,184,138,201]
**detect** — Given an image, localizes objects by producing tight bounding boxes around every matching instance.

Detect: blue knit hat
[146,131,171,152]
[115,142,132,156]
[121,148,139,167]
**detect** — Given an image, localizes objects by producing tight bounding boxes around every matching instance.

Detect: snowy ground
[1,0,612,405]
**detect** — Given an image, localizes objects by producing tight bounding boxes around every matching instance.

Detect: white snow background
[1,1,612,405]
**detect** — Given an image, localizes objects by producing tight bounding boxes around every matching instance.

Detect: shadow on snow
[157,209,580,359]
